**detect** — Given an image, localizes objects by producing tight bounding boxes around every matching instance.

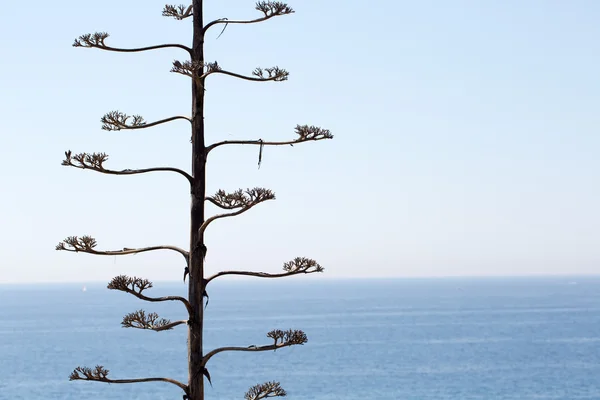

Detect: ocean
[1,277,600,399]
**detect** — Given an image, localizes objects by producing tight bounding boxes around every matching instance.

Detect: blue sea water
[2,277,600,399]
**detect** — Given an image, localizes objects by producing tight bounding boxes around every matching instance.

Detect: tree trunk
[189,1,206,399]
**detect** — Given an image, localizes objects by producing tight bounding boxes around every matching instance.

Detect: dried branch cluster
[267,329,307,346]
[101,111,146,131]
[204,256,323,283]
[252,67,289,82]
[283,257,323,274]
[70,366,109,381]
[202,1,295,36]
[245,381,287,400]
[62,151,108,171]
[62,150,193,183]
[200,187,275,234]
[57,236,189,260]
[207,188,275,210]
[69,365,187,390]
[201,328,309,366]
[170,60,229,78]
[162,4,193,20]
[256,1,294,17]
[205,124,333,154]
[108,275,152,293]
[205,61,222,74]
[107,275,193,314]
[171,60,204,77]
[295,125,333,141]
[73,31,192,55]
[73,32,109,48]
[56,235,97,252]
[122,310,173,331]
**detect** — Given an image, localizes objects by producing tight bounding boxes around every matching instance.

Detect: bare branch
[206,125,333,153]
[203,329,307,365]
[203,1,294,34]
[72,32,191,55]
[101,111,191,131]
[203,65,289,82]
[207,257,323,284]
[108,275,192,315]
[69,365,187,391]
[163,4,193,20]
[121,309,186,332]
[245,381,287,400]
[61,150,193,185]
[172,60,288,85]
[201,188,275,235]
[56,235,189,261]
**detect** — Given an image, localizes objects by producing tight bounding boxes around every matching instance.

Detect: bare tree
[57,1,332,399]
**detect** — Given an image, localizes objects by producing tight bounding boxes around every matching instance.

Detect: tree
[56,1,332,399]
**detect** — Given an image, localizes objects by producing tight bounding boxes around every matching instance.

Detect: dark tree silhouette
[57,1,332,399]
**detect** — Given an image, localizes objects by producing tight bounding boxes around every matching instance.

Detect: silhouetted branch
[162,4,193,20]
[73,32,191,55]
[101,111,191,131]
[203,1,294,34]
[203,65,289,82]
[203,329,307,365]
[171,60,204,79]
[61,151,193,184]
[255,1,294,16]
[172,60,283,83]
[204,188,272,210]
[245,381,287,400]
[206,125,333,153]
[206,257,323,284]
[69,365,187,391]
[108,275,192,315]
[200,188,275,234]
[56,235,189,261]
[121,309,186,332]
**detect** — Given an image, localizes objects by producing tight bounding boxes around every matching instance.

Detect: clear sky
[0,1,599,283]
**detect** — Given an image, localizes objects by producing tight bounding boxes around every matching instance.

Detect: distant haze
[0,1,598,283]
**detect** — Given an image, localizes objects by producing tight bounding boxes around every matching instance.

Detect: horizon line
[1,273,598,285]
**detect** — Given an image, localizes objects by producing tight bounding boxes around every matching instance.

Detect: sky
[0,0,599,283]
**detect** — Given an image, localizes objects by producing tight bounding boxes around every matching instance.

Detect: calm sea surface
[1,277,600,399]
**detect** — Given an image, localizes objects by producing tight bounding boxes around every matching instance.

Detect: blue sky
[0,0,599,283]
